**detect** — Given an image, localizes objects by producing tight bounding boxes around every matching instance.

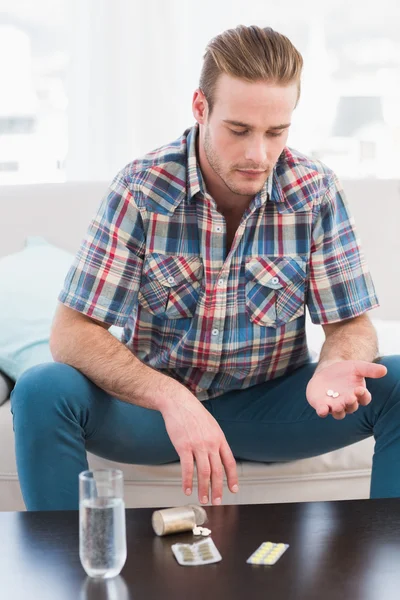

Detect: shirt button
[212,328,219,336]
[215,226,222,233]
[271,276,280,284]
[218,278,225,286]
[167,276,175,284]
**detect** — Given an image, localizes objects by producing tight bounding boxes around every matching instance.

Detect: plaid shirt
[59,124,379,401]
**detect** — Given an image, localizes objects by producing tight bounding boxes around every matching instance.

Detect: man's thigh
[209,360,383,462]
[85,393,181,465]
[88,355,400,465]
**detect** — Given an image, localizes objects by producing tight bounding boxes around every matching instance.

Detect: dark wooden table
[2,499,400,599]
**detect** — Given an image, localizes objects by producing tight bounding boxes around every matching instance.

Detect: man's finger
[344,399,359,414]
[209,451,224,505]
[344,394,357,408]
[194,451,211,505]
[316,403,330,418]
[181,451,194,497]
[330,398,347,419]
[355,362,387,379]
[357,388,372,406]
[354,386,369,404]
[220,442,239,494]
[331,408,346,420]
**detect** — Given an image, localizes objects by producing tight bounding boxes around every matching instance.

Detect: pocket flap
[246,256,306,289]
[143,253,203,288]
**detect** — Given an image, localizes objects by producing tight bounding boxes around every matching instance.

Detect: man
[12,25,399,512]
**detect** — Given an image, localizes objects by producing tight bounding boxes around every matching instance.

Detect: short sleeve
[306,173,379,324]
[58,170,145,327]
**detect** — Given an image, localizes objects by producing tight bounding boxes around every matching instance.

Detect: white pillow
[0,236,122,381]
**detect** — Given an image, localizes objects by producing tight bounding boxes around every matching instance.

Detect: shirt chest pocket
[245,256,307,327]
[139,253,203,319]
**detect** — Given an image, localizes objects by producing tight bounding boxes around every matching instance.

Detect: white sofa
[1,179,399,511]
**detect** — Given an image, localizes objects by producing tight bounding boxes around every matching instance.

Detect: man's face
[195,74,298,199]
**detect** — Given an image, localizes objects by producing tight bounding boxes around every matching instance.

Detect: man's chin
[226,181,267,197]
[230,171,270,195]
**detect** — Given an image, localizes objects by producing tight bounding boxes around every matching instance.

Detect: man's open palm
[306,360,387,420]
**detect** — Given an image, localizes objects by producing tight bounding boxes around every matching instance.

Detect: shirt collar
[186,124,206,200]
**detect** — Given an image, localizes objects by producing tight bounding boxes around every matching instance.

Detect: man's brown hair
[199,25,303,113]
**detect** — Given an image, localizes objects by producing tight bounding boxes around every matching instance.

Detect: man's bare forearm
[50,314,187,413]
[315,315,380,374]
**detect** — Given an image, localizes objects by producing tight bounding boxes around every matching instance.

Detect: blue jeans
[10,356,400,510]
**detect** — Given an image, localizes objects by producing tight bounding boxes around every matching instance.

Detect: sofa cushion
[0,236,122,382]
[0,237,74,380]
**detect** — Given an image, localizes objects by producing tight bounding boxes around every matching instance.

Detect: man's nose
[244,140,268,166]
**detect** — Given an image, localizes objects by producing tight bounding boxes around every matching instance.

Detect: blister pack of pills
[246,541,289,565]
[171,537,222,566]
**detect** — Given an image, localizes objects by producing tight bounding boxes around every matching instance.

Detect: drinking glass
[79,469,127,579]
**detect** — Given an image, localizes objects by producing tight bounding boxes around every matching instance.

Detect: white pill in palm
[327,389,334,397]
[332,392,340,398]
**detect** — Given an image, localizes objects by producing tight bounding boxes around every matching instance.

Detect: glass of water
[79,469,127,579]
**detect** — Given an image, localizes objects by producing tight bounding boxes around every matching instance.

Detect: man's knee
[379,354,400,371]
[370,355,400,419]
[11,362,90,417]
[377,355,400,391]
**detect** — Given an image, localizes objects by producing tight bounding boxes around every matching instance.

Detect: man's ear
[192,88,208,124]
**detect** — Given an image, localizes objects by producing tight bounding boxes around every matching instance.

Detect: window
[0,0,399,184]
[0,0,68,184]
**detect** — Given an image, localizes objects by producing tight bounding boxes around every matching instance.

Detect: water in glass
[79,496,127,578]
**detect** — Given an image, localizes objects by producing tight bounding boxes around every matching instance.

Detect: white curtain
[65,0,400,181]
[66,0,195,180]
[65,0,312,181]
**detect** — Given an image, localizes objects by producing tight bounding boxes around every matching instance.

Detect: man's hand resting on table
[306,360,387,420]
[160,393,239,505]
